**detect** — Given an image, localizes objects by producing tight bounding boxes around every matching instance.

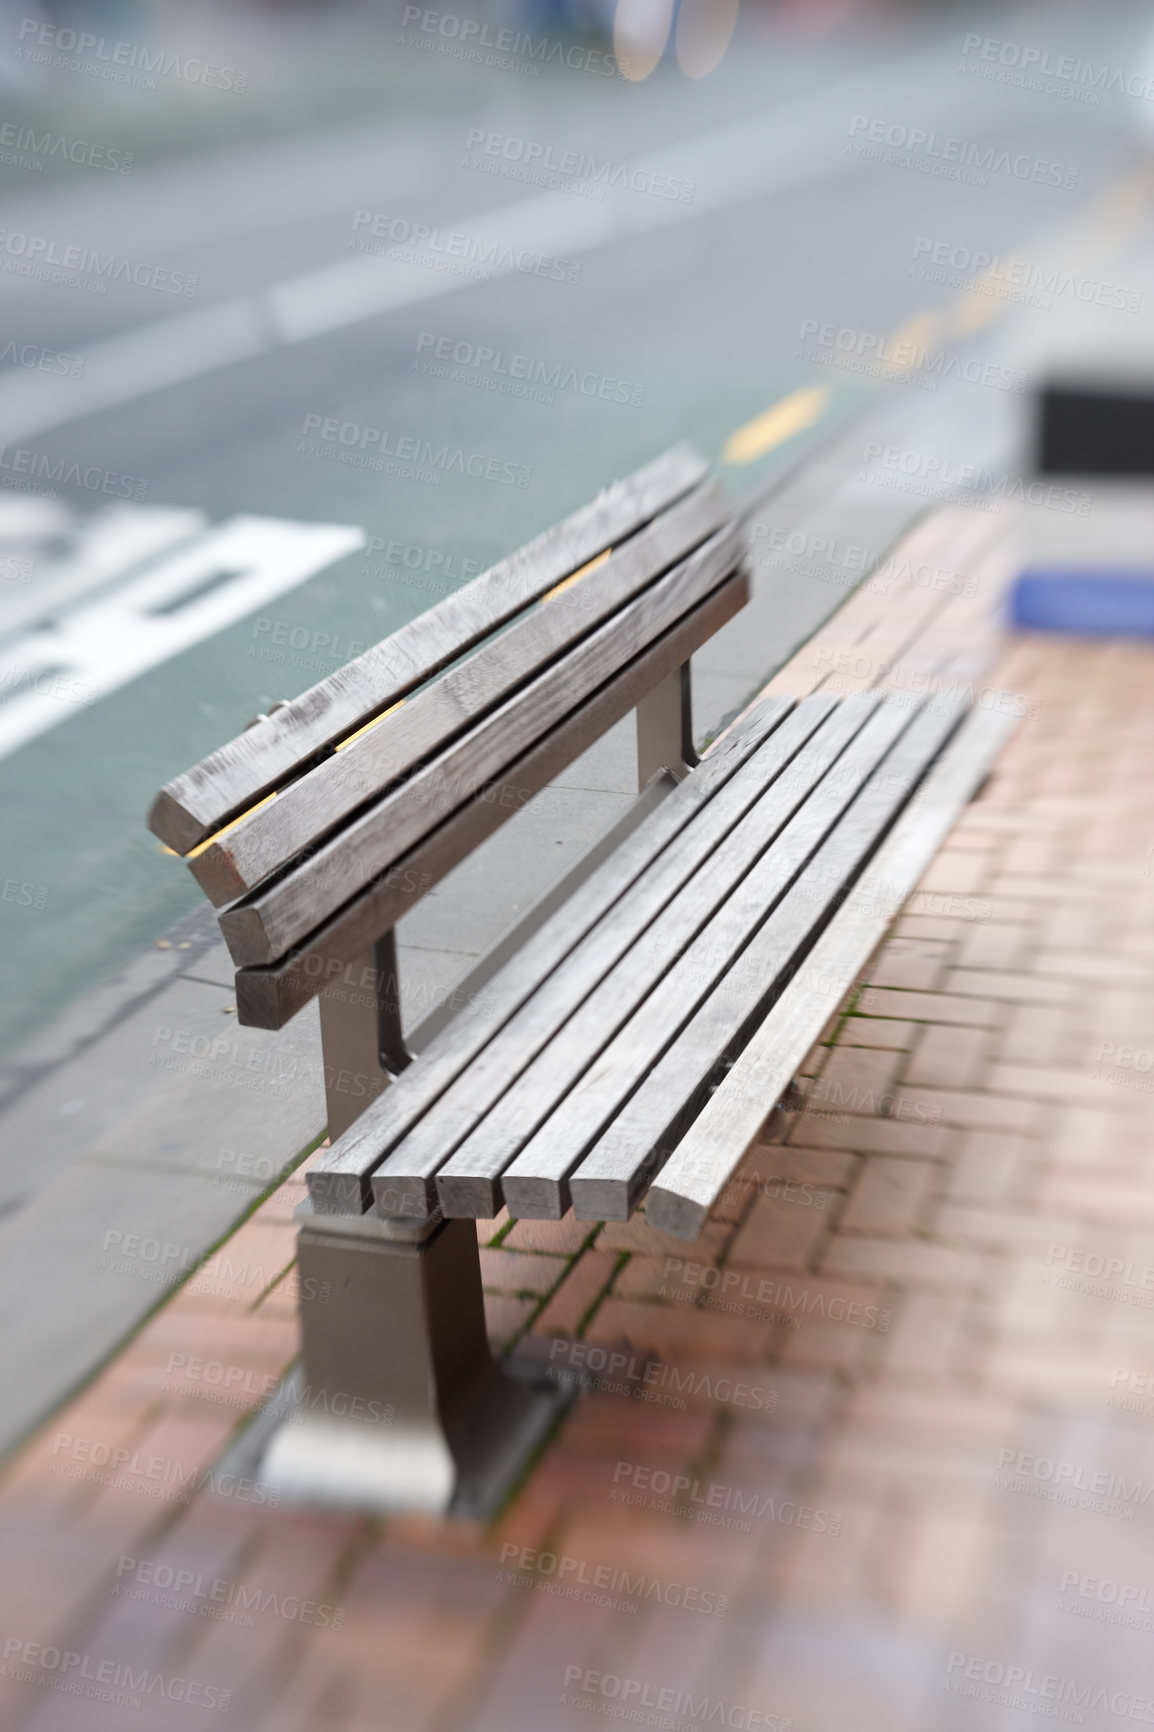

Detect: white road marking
[0,513,363,759]
[0,496,70,541]
[0,34,988,444]
[0,503,207,639]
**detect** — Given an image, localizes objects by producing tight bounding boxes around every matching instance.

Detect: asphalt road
[0,0,1150,1057]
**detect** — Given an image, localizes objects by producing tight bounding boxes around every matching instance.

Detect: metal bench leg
[257,1208,566,1516]
[636,659,697,790]
[318,930,411,1140]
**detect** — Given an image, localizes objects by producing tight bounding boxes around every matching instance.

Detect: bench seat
[310,687,1012,1241]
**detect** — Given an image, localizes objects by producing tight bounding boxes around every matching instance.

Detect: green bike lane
[0,357,871,1060]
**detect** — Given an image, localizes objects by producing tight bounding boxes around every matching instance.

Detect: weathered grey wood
[566,698,970,1223]
[304,679,791,1214]
[235,576,750,1033]
[149,446,707,854]
[496,696,926,1221]
[220,523,746,960]
[403,771,678,1054]
[646,704,1018,1240]
[189,483,727,904]
[378,695,844,1219]
[431,694,893,1221]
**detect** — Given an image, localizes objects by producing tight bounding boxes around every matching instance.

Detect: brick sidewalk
[4,560,1154,1730]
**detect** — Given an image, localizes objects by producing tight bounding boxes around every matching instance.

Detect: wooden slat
[220,522,745,961]
[187,482,728,904]
[303,677,788,1214]
[566,698,969,1223]
[760,618,1003,925]
[148,445,708,854]
[237,574,750,1032]
[431,695,906,1221]
[495,696,926,1221]
[373,695,845,1218]
[646,704,1019,1240]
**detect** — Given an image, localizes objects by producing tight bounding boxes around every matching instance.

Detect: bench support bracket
[637,660,696,790]
[256,1207,566,1516]
[318,930,411,1140]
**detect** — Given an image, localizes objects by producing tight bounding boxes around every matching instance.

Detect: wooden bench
[150,455,1015,1516]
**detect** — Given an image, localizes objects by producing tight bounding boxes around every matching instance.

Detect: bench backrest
[150,447,749,1035]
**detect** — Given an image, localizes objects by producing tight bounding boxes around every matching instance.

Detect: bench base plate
[221,1359,568,1518]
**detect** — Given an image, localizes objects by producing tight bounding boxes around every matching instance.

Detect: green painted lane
[0,356,868,1059]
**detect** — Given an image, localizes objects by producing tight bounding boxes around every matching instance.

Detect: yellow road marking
[1089,162,1154,223]
[722,384,829,466]
[950,278,1006,336]
[884,310,942,372]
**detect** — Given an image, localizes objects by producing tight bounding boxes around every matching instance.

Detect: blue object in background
[1010,569,1154,636]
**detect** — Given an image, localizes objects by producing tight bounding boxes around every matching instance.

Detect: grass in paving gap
[482,1221,605,1357]
[574,1247,629,1339]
